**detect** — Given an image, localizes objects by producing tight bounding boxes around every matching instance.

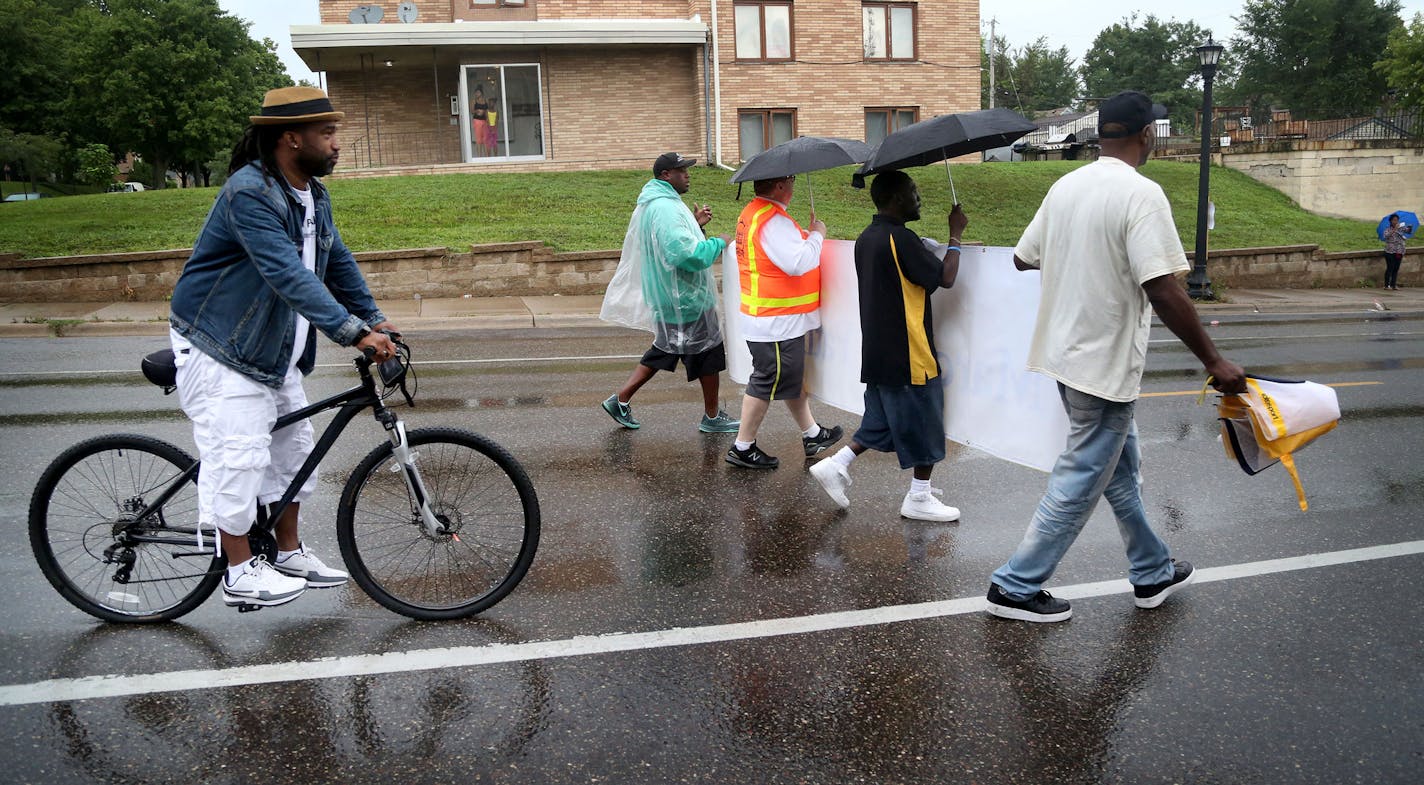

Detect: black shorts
[745,337,806,401]
[853,381,947,469]
[640,342,727,381]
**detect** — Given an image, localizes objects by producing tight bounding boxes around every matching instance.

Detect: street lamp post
[1189,38,1225,300]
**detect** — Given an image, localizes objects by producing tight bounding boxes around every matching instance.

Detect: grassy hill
[0,161,1395,259]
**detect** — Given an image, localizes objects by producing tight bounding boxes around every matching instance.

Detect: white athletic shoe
[900,488,960,522]
[273,543,349,588]
[809,458,851,509]
[222,557,307,608]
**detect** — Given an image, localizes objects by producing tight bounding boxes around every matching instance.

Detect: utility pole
[988,18,996,109]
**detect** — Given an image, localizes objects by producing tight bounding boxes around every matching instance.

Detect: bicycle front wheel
[29,434,222,623]
[337,427,540,621]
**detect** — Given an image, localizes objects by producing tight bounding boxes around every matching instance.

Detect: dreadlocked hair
[227,124,293,180]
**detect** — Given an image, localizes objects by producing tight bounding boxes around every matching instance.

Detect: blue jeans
[991,384,1174,600]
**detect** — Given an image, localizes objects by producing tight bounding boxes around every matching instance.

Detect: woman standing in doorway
[471,85,493,157]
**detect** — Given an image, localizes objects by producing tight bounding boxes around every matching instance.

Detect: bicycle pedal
[235,603,264,613]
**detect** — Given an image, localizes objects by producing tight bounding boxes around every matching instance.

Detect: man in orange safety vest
[725,175,842,469]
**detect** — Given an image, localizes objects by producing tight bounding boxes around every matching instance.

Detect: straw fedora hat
[250,86,345,125]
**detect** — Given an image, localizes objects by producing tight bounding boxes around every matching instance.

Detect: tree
[0,128,64,193]
[1081,14,1214,131]
[983,35,1080,115]
[1232,0,1404,119]
[75,143,118,188]
[1376,13,1424,115]
[67,0,291,188]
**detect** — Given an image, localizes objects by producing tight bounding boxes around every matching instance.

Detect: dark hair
[227,123,294,179]
[870,170,912,208]
[1390,213,1399,221]
[753,177,788,196]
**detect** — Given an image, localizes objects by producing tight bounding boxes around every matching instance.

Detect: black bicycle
[28,338,540,623]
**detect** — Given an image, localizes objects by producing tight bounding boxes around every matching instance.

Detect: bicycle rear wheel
[29,434,222,623]
[337,427,540,621]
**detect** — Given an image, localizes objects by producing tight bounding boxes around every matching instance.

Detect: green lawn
[0,161,1397,258]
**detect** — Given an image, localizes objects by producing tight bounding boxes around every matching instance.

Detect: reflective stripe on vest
[735,198,821,317]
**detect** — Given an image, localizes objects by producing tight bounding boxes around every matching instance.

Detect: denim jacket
[169,162,384,388]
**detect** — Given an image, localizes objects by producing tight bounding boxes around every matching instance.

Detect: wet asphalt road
[0,311,1421,784]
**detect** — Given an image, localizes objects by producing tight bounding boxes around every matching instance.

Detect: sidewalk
[1,288,1421,338]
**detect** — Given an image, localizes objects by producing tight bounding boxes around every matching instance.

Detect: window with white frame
[734,2,794,61]
[863,2,915,60]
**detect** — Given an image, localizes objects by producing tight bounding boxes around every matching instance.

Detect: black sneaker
[802,425,843,457]
[726,442,779,469]
[985,583,1072,623]
[1133,560,1195,609]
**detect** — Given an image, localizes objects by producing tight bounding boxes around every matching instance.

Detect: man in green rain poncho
[598,152,741,433]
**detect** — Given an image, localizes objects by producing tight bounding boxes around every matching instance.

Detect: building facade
[294,0,980,174]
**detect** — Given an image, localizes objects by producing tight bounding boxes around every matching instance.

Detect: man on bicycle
[168,87,398,610]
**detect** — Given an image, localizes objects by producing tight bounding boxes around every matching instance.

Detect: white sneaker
[273,543,349,588]
[900,488,960,522]
[222,557,307,607]
[809,458,851,508]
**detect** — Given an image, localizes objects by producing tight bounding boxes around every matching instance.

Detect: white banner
[722,241,1070,472]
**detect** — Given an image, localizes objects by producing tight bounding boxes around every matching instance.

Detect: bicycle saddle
[141,348,178,394]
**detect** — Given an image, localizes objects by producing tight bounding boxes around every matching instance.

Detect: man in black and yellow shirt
[809,170,967,521]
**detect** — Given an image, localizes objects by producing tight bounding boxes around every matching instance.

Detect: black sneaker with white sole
[1133,559,1195,609]
[726,442,779,469]
[802,425,844,457]
[985,583,1072,623]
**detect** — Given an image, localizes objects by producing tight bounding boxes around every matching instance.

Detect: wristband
[945,245,961,253]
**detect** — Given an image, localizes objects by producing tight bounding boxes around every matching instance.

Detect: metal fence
[1221,111,1421,144]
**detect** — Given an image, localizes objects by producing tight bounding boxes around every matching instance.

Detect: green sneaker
[698,410,740,433]
[601,394,640,429]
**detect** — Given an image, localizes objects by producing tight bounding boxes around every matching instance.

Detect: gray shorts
[853,382,946,469]
[745,337,805,401]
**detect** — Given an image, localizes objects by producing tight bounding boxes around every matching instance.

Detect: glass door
[460,64,544,163]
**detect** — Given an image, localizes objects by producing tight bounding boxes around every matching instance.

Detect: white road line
[2,539,1421,708]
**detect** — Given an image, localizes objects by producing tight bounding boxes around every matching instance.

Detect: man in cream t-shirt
[985,91,1248,623]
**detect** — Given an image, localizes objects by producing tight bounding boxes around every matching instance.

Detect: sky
[226,0,1424,87]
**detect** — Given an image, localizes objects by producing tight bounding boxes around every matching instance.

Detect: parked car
[2,192,48,202]
[106,182,145,193]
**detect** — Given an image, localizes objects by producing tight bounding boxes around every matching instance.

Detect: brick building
[293,1,980,174]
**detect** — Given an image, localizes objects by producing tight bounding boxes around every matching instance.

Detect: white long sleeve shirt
[739,200,825,343]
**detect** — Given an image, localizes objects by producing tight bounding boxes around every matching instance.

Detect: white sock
[831,446,856,468]
[803,423,822,438]
[277,545,302,562]
[226,558,253,582]
[910,478,931,495]
[734,440,753,451]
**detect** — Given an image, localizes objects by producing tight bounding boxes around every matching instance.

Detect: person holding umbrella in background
[808,170,967,521]
[725,173,843,469]
[1380,212,1415,290]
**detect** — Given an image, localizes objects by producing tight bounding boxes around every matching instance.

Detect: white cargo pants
[174,349,318,537]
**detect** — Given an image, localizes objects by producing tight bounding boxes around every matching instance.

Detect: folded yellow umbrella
[1212,375,1340,511]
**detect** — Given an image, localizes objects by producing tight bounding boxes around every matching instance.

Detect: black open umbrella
[731,136,872,212]
[855,108,1036,203]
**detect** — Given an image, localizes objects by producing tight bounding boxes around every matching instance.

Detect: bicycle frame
[129,352,446,555]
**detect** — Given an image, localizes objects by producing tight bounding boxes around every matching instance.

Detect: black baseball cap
[1098,91,1168,138]
[653,152,696,177]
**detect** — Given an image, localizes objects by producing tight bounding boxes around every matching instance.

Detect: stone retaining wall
[0,242,1417,302]
[1185,244,1422,289]
[0,243,622,302]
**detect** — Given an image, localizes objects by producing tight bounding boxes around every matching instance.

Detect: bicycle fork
[386,420,448,539]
